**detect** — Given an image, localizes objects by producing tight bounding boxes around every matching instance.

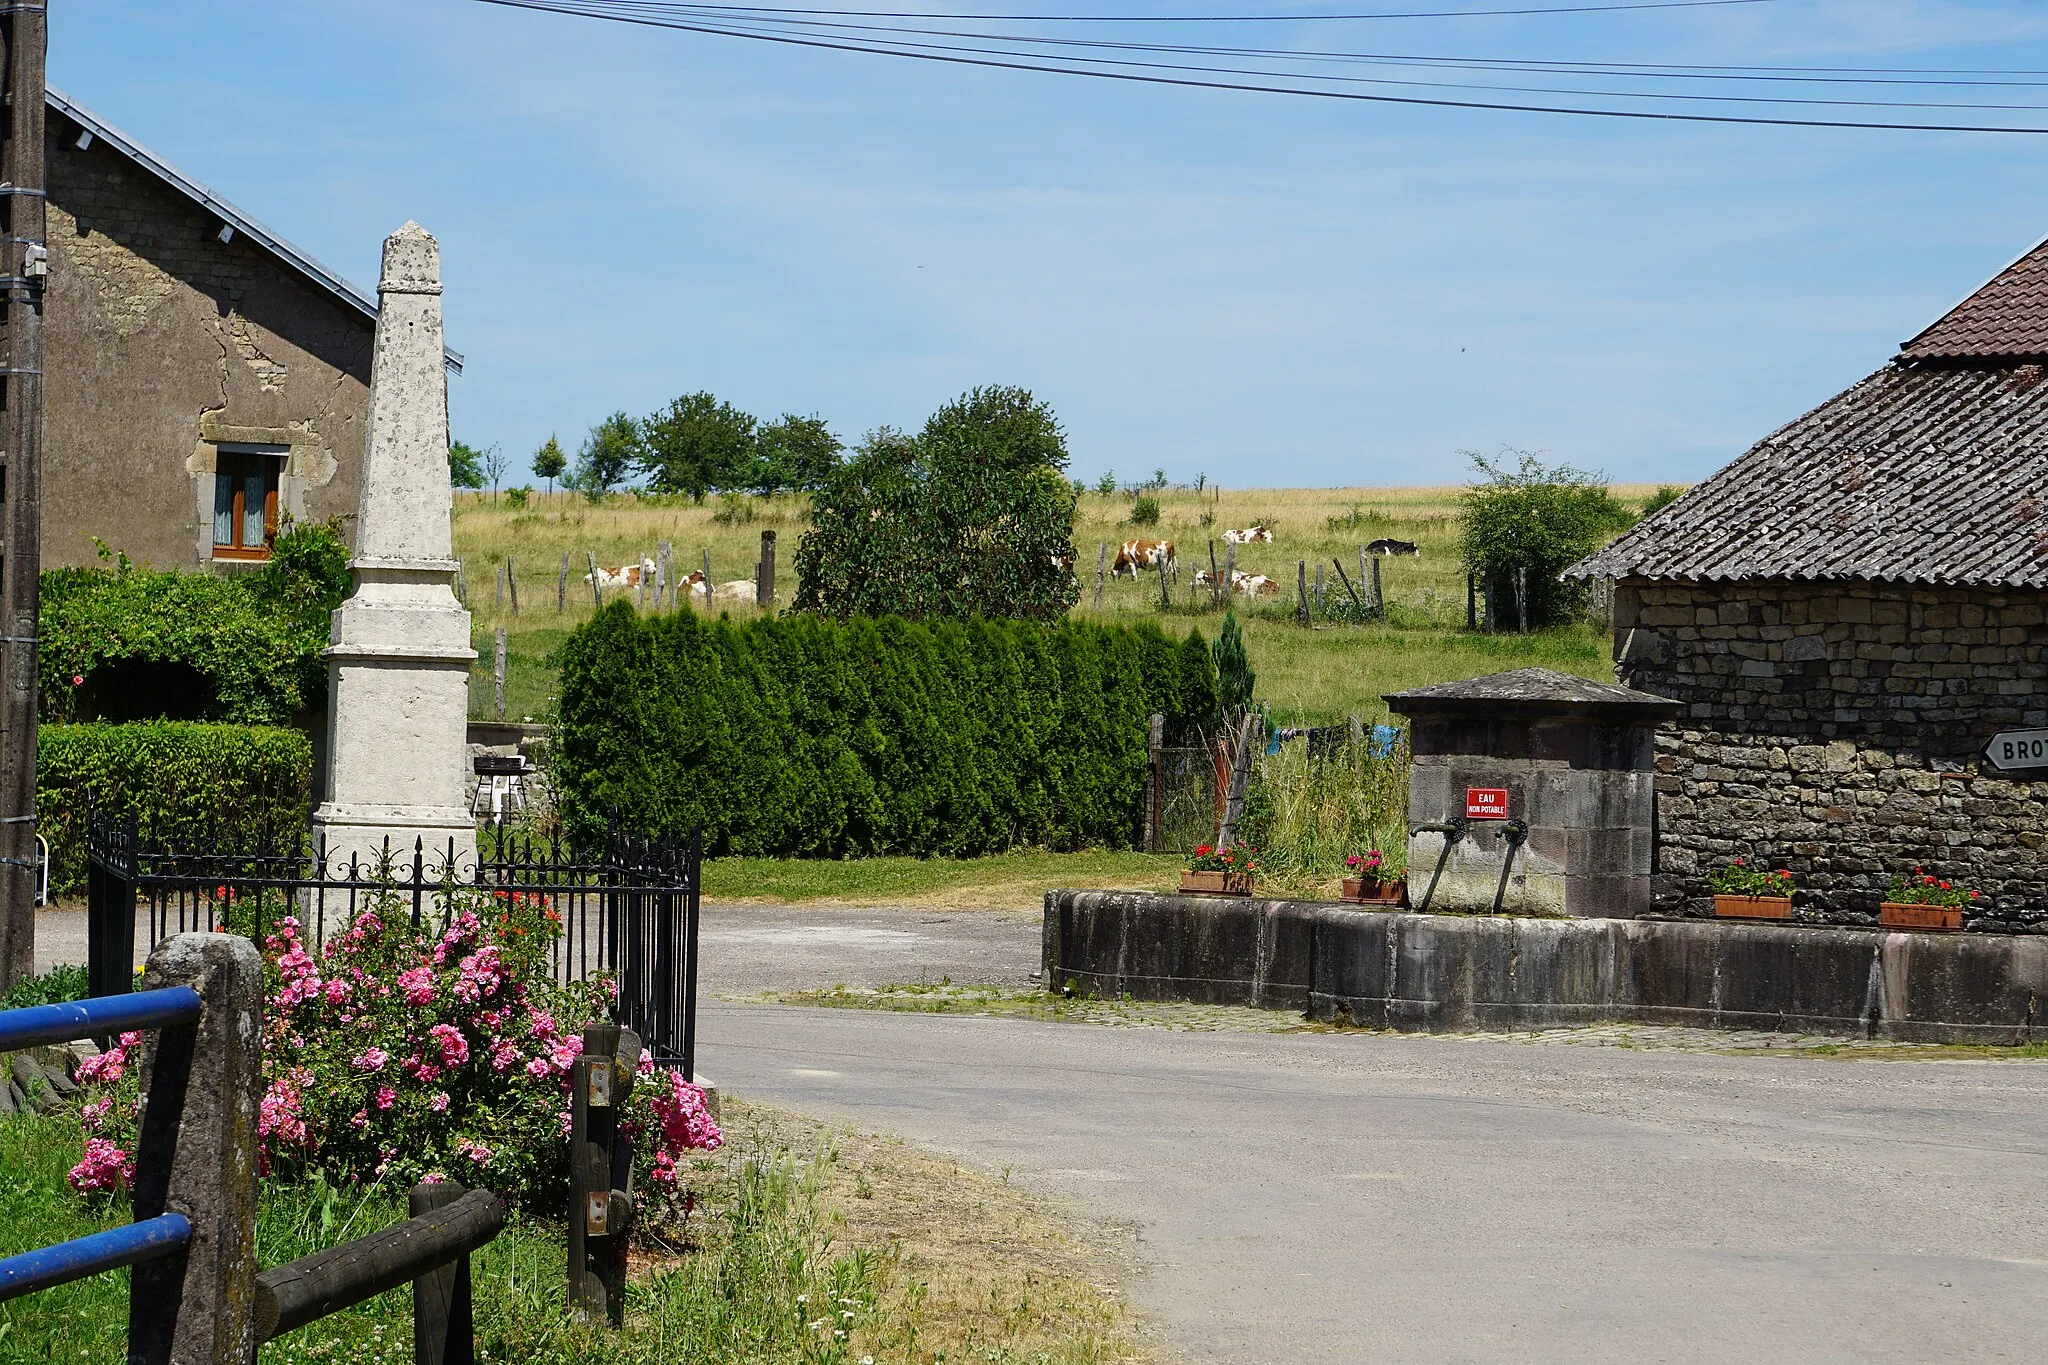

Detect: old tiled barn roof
[1574,236,2048,589]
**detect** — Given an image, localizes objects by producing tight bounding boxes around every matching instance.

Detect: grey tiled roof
[1572,360,2048,588]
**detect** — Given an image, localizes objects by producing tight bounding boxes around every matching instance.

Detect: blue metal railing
[0,990,205,1305]
[0,986,201,1054]
[0,1215,192,1302]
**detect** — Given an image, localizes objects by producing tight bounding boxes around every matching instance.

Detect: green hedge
[554,604,1219,856]
[38,722,314,893]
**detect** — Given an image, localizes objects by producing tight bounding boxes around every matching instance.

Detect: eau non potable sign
[1983,729,2048,772]
[1465,787,1510,820]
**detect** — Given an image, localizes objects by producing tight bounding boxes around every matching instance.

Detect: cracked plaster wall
[42,128,373,569]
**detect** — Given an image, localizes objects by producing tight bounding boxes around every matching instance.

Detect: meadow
[451,482,1665,726]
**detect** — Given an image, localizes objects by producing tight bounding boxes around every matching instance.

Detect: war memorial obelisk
[312,222,476,869]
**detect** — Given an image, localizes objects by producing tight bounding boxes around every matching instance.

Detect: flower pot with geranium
[1879,868,1975,932]
[1341,850,1404,905]
[1707,859,1795,920]
[1183,844,1258,896]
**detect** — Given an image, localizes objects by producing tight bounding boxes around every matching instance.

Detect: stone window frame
[189,416,329,571]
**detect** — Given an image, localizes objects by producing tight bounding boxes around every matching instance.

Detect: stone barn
[39,88,460,570]
[1573,238,2048,931]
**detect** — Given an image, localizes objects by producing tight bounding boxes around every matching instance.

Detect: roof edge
[47,86,464,375]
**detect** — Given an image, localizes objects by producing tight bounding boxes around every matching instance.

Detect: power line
[475,0,2048,131]
[578,0,1783,19]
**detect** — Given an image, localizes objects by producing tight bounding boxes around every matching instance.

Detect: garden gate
[85,815,703,1076]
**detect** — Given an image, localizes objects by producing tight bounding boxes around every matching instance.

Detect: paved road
[702,1001,2048,1365]
[33,901,1043,991]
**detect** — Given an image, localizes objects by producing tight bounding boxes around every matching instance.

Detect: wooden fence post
[1515,565,1529,633]
[411,1181,473,1365]
[493,630,507,723]
[1145,714,1165,853]
[1371,555,1384,624]
[1207,540,1221,610]
[568,1024,639,1327]
[587,552,601,609]
[128,933,265,1365]
[1093,541,1107,610]
[506,556,518,617]
[1296,560,1309,627]
[758,529,776,609]
[557,553,569,614]
[1466,572,1476,630]
[1223,543,1236,606]
[1331,557,1364,615]
[702,550,713,603]
[658,540,673,611]
[1157,552,1171,610]
[1313,562,1325,615]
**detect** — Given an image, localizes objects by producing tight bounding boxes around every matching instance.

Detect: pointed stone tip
[379,219,442,295]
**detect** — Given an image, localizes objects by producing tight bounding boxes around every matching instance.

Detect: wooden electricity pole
[0,2,46,991]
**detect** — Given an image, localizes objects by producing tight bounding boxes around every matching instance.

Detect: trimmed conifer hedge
[554,604,1220,856]
[38,722,314,893]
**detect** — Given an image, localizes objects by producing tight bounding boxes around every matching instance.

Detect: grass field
[453,483,1662,725]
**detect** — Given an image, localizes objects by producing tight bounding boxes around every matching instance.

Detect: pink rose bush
[71,887,719,1216]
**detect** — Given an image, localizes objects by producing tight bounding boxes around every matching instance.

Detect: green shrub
[40,522,349,725]
[37,722,313,893]
[1459,450,1633,630]
[553,604,1217,856]
[0,963,86,1010]
[1128,495,1161,526]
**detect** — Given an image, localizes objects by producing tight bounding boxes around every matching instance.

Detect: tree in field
[638,392,758,501]
[483,443,509,497]
[1213,611,1255,718]
[532,435,567,494]
[447,440,487,490]
[756,413,842,494]
[575,412,640,499]
[1459,449,1633,630]
[792,386,1080,622]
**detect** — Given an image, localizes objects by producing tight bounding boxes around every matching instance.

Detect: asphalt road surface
[702,1001,2048,1365]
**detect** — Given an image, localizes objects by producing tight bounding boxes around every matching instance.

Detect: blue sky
[55,1,2048,487]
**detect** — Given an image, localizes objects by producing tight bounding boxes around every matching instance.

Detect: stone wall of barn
[1612,577,2048,931]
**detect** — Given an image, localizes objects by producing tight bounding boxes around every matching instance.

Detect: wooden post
[658,540,673,610]
[0,0,47,992]
[758,529,776,609]
[587,552,601,609]
[635,563,645,611]
[1145,714,1165,853]
[1371,555,1384,624]
[1331,557,1364,614]
[1313,562,1325,615]
[1207,540,1221,610]
[558,553,569,614]
[411,1181,474,1365]
[1157,552,1171,610]
[493,631,507,722]
[1483,574,1497,633]
[129,934,265,1365]
[1216,712,1260,851]
[702,549,713,604]
[1467,572,1477,630]
[1516,565,1529,633]
[568,1024,637,1327]
[1093,541,1107,610]
[506,555,519,617]
[1223,543,1236,604]
[1296,560,1309,627]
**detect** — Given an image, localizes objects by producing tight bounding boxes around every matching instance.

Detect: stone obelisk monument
[312,222,476,870]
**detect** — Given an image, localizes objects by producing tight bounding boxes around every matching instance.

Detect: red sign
[1465,787,1510,820]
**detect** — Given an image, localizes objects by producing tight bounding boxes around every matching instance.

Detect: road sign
[1466,787,1510,820]
[1983,729,2048,772]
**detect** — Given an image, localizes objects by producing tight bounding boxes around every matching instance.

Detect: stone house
[1573,238,2048,930]
[40,87,460,570]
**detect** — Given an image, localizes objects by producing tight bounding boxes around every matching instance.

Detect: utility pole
[0,2,46,991]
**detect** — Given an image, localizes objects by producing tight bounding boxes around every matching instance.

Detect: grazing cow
[1222,525,1274,545]
[1111,538,1176,579]
[1366,539,1420,557]
[1050,552,1076,574]
[584,557,657,590]
[1234,573,1281,596]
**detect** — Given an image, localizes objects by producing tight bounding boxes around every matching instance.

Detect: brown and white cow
[584,557,657,590]
[1222,525,1273,544]
[1111,539,1176,579]
[1234,573,1281,596]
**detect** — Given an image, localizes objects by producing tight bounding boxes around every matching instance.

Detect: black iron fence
[85,815,702,1076]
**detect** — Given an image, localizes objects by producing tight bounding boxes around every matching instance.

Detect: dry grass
[703,849,1181,911]
[720,1097,1156,1364]
[452,482,1667,723]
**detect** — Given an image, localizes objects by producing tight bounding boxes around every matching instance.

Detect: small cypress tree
[1174,628,1220,745]
[1214,612,1255,717]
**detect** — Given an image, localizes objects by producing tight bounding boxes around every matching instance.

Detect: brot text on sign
[1465,787,1510,820]
[1983,729,2048,772]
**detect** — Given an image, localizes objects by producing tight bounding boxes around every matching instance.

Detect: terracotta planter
[1880,901,1964,932]
[1713,894,1793,920]
[1341,876,1406,905]
[1181,870,1254,897]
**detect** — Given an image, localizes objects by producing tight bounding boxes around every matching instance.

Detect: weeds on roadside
[1238,732,1409,894]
